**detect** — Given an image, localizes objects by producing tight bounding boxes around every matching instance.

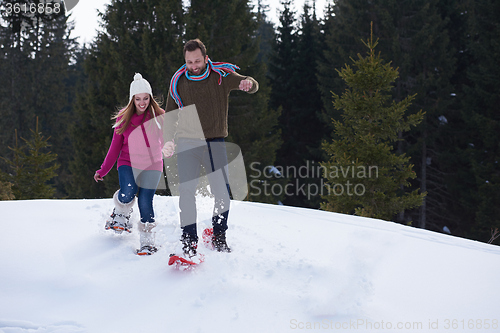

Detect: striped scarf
[169,58,239,108]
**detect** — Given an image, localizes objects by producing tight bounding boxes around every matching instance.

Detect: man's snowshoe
[202,227,231,253]
[168,233,203,268]
[168,253,204,268]
[213,231,231,253]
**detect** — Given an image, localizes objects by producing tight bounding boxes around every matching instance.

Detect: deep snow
[1,196,499,333]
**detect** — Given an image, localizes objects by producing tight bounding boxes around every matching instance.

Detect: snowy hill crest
[1,197,499,333]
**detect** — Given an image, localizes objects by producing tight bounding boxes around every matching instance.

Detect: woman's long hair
[112,95,164,135]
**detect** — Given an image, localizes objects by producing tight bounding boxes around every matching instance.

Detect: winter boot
[212,231,231,253]
[105,190,135,234]
[136,221,158,256]
[180,232,198,259]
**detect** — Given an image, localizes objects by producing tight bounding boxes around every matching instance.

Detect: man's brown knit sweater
[165,71,259,139]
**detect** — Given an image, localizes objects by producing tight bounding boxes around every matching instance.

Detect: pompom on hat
[129,73,152,101]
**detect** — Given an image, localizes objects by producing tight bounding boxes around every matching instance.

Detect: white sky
[68,0,329,45]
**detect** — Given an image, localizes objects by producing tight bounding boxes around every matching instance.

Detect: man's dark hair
[183,39,207,58]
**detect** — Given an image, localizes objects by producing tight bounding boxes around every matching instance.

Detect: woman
[94,73,173,255]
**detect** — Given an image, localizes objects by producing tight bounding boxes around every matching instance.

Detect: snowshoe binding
[105,208,133,234]
[136,245,158,256]
[202,227,231,253]
[136,221,157,256]
[168,233,204,268]
[105,190,135,234]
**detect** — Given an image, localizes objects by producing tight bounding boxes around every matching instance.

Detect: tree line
[0,0,498,245]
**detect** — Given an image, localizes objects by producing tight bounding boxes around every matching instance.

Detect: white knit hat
[129,73,152,101]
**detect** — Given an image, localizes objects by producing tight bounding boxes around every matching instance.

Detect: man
[164,39,258,258]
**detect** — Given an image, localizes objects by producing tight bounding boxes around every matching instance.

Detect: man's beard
[187,64,207,76]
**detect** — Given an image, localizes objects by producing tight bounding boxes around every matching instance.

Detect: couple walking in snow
[93,39,258,260]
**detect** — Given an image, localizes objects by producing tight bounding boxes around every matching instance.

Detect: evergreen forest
[1,0,499,245]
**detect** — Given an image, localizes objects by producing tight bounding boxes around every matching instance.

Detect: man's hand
[162,140,176,158]
[239,79,253,92]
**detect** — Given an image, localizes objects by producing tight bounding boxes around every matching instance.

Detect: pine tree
[0,0,77,198]
[293,1,324,154]
[318,0,458,230]
[380,0,456,230]
[317,0,375,133]
[433,0,475,237]
[255,0,275,67]
[266,1,326,207]
[2,119,59,200]
[268,0,296,114]
[0,0,37,166]
[459,0,500,242]
[0,180,14,200]
[31,12,77,198]
[263,0,297,205]
[321,30,425,220]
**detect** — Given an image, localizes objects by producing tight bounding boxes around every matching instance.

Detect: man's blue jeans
[117,165,161,223]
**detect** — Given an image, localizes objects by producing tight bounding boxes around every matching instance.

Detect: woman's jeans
[117,165,161,223]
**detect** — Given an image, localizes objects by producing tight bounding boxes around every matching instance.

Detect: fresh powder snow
[1,196,499,332]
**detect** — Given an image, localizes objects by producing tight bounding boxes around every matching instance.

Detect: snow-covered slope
[1,196,499,333]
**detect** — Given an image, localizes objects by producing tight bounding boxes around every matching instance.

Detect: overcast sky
[68,0,329,45]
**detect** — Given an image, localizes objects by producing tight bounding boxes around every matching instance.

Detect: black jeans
[177,138,231,241]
